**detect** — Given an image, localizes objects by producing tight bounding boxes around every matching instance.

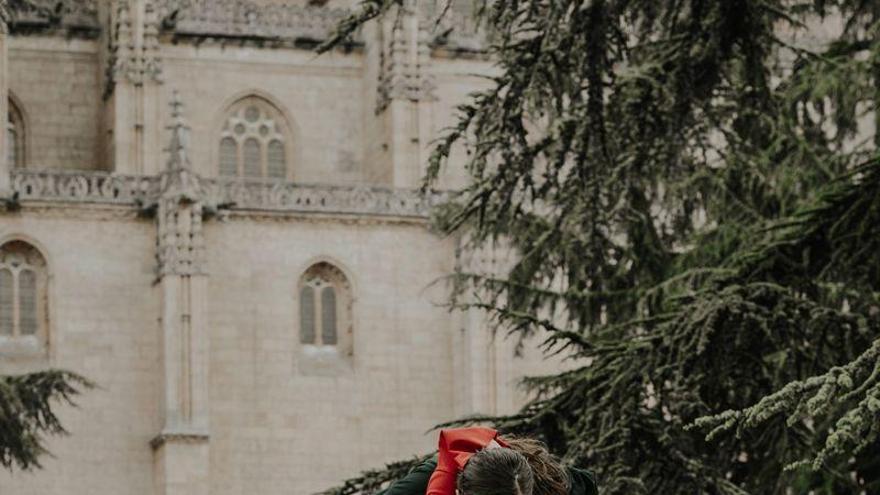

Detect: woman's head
[458,436,569,495]
[457,447,535,495]
[502,437,569,495]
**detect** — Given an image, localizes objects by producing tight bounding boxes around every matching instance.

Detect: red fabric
[426,427,508,495]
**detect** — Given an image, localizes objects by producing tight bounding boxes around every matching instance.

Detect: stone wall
[0,196,562,494]
[8,37,105,171]
[205,216,458,492]
[0,210,158,494]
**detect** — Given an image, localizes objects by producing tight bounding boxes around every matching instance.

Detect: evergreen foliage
[321,1,880,493]
[0,371,91,471]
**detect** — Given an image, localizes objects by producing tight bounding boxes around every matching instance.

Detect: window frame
[0,240,49,357]
[299,275,339,347]
[217,97,291,180]
[297,262,352,355]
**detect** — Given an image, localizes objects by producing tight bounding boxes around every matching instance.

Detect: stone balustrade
[12,169,160,205]
[11,169,445,219]
[201,177,445,218]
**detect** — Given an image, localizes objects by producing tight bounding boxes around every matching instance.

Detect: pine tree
[320,1,880,493]
[0,371,91,470]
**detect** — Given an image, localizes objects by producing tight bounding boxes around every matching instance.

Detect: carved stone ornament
[107,0,163,93]
[376,7,437,113]
[0,1,10,34]
[156,92,207,276]
[11,170,160,205]
[156,196,207,276]
[156,0,351,44]
[10,169,445,219]
[143,1,163,81]
[6,0,100,37]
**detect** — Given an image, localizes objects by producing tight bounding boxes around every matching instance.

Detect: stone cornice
[6,0,100,38]
[156,0,352,45]
[4,0,487,52]
[150,429,210,450]
[8,204,144,222]
[10,170,447,220]
[154,0,485,53]
[5,0,487,56]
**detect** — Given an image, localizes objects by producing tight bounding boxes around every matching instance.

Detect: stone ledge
[7,0,100,38]
[150,429,210,450]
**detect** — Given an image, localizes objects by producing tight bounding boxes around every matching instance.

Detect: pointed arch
[296,260,353,357]
[0,239,49,354]
[214,92,295,180]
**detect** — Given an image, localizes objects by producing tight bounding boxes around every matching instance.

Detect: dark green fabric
[376,457,598,495]
[376,457,438,495]
[567,467,599,495]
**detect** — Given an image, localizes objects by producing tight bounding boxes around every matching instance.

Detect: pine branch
[0,370,93,471]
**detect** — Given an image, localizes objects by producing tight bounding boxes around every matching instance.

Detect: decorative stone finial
[165,90,191,170]
[0,1,10,34]
[157,91,207,276]
[158,90,203,205]
[143,1,164,82]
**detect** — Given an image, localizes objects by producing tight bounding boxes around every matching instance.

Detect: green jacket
[378,457,598,495]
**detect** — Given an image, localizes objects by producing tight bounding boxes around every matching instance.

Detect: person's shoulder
[566,466,598,495]
[381,457,439,495]
[411,456,438,474]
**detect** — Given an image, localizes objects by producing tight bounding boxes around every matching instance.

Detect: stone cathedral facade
[0,1,563,494]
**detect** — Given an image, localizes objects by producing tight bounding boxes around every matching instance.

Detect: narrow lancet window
[298,262,351,354]
[321,286,337,346]
[300,286,316,344]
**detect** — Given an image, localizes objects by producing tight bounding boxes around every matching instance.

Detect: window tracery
[218,97,290,179]
[298,262,351,353]
[0,241,48,350]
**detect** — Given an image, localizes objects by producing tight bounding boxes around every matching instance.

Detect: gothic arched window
[7,99,24,168]
[0,241,48,347]
[218,97,291,179]
[298,262,352,352]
